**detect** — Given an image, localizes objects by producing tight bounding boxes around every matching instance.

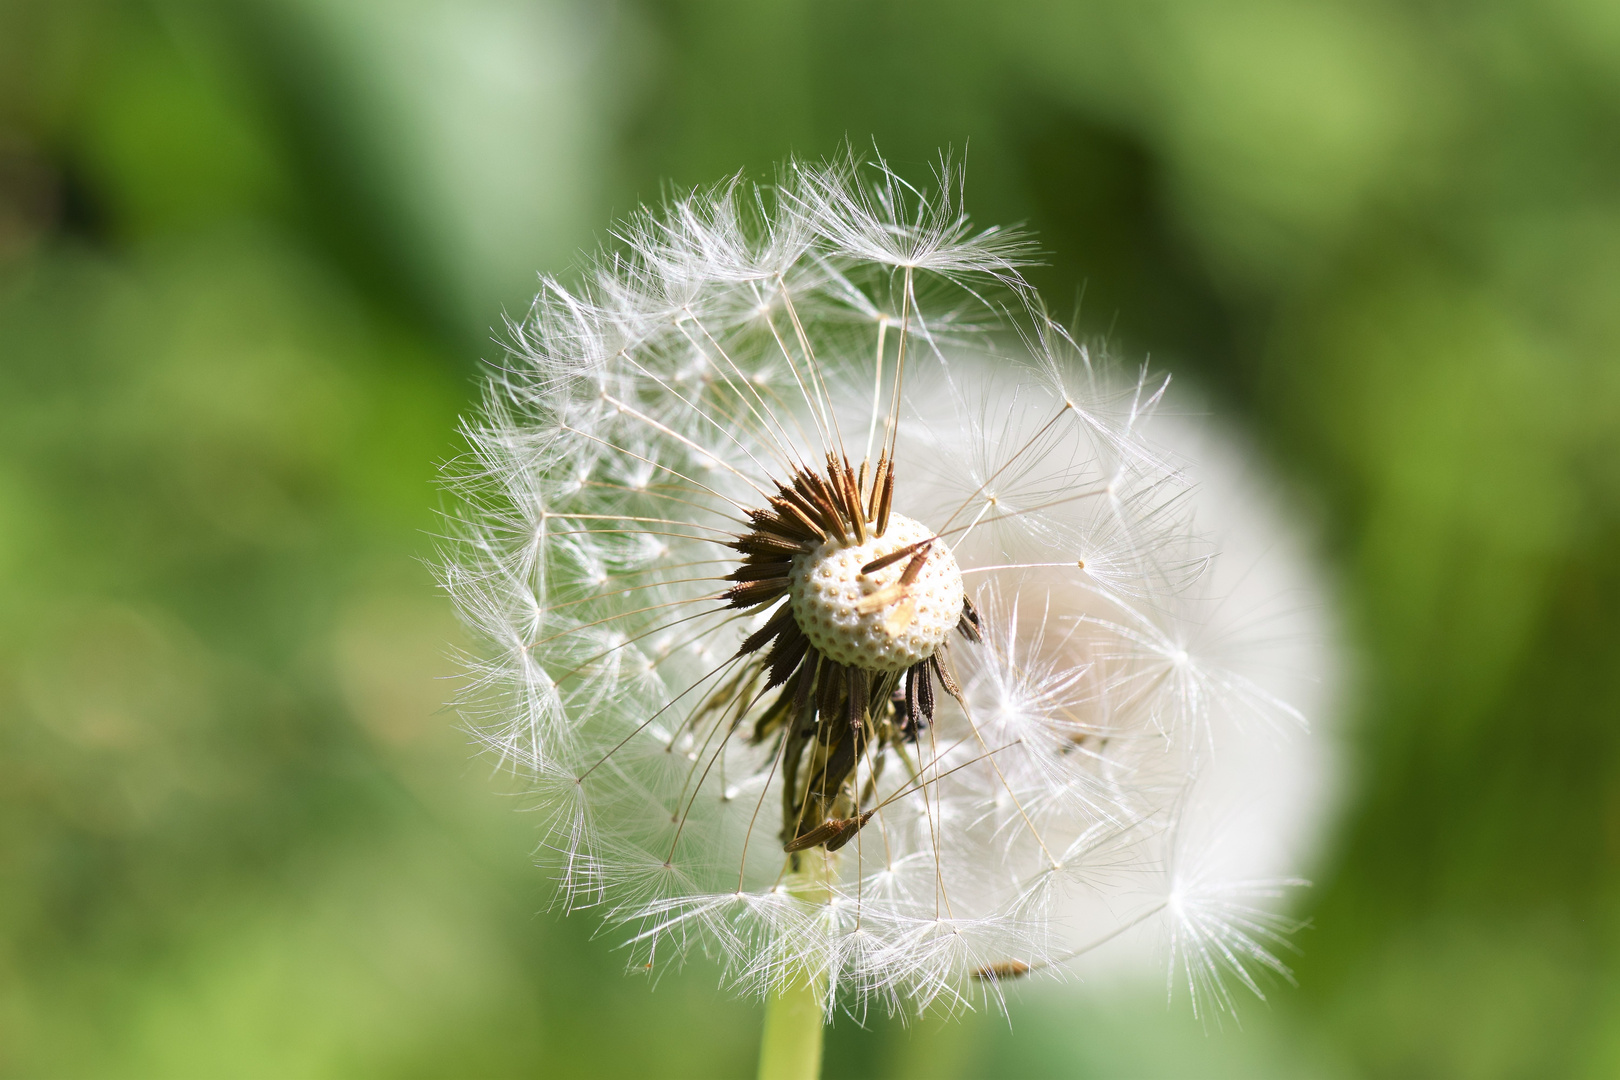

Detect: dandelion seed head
[437,147,1329,1018]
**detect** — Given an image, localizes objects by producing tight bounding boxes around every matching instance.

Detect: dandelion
[439,150,1317,1077]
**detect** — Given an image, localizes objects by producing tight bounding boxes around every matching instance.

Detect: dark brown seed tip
[783,809,878,853]
[860,537,934,575]
[823,809,877,852]
[956,595,983,643]
[972,960,1031,981]
[784,819,841,854]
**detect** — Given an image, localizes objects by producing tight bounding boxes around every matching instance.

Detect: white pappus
[438,151,1325,1020]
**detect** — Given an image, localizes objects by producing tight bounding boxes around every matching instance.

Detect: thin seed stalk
[757,854,832,1080]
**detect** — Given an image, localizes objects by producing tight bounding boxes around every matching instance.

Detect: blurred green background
[4,1,1620,1076]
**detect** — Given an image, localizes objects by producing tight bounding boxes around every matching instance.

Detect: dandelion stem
[757,856,829,1080]
[757,970,824,1080]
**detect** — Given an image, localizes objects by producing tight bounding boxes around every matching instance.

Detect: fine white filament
[440,152,1314,1019]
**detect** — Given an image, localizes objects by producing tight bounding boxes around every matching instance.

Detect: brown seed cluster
[718,453,982,853]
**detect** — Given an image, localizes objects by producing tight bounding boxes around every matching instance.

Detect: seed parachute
[439,151,1313,1017]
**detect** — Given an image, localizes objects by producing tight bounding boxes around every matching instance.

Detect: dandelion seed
[439,150,1321,1040]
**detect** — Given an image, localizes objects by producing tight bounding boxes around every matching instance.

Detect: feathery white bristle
[437,149,1320,1018]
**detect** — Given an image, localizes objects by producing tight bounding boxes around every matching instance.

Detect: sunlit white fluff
[439,150,1318,1018]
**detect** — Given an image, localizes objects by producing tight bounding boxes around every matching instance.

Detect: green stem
[757,853,831,1080]
[757,968,825,1080]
